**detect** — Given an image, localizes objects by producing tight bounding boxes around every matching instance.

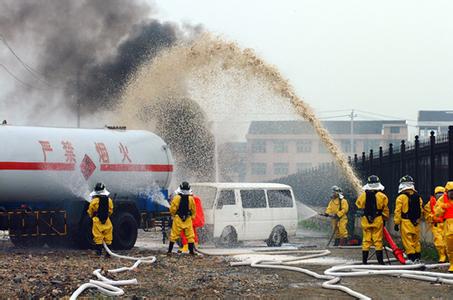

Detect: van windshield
[191,186,217,209]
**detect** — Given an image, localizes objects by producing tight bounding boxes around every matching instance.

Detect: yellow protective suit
[87,197,114,245]
[394,190,423,255]
[434,181,453,272]
[169,194,197,243]
[325,197,349,239]
[356,191,389,251]
[424,194,447,262]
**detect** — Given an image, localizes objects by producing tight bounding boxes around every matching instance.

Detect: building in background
[417,110,453,138]
[244,120,408,182]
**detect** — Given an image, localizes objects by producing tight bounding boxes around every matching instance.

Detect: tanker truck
[0,124,174,249]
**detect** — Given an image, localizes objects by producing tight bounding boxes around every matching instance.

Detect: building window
[273,140,288,153]
[340,140,352,153]
[251,163,267,175]
[251,140,266,153]
[319,141,329,154]
[390,127,401,134]
[273,163,289,176]
[296,140,312,153]
[296,162,312,171]
[363,140,381,152]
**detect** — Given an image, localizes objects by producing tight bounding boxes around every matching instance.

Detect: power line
[0,34,60,89]
[0,64,44,90]
[355,109,417,123]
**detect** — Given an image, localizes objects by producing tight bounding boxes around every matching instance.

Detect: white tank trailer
[0,125,174,249]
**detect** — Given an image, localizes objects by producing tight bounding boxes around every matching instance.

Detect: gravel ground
[1,230,453,299]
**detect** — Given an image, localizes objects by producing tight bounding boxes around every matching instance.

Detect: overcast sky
[154,0,453,128]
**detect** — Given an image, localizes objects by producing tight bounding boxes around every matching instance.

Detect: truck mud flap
[0,210,67,237]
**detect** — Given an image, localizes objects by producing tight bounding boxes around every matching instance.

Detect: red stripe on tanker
[0,161,75,171]
[100,164,173,172]
[0,125,174,202]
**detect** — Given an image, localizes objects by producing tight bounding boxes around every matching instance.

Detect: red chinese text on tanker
[119,142,132,163]
[38,140,53,162]
[95,142,110,163]
[62,141,76,163]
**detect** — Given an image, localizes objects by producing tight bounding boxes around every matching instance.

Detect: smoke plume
[0,0,178,116]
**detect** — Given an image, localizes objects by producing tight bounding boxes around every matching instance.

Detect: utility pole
[76,69,81,128]
[350,109,357,155]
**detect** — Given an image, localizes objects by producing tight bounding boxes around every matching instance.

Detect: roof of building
[418,111,453,122]
[191,182,292,189]
[248,120,407,135]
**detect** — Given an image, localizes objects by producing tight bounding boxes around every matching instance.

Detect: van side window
[216,190,235,209]
[267,190,294,208]
[241,190,266,208]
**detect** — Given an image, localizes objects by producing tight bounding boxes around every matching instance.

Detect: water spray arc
[118,34,363,191]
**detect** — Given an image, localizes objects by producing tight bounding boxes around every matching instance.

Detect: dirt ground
[1,230,453,299]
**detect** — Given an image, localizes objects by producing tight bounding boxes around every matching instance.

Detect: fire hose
[198,246,451,300]
[69,242,156,299]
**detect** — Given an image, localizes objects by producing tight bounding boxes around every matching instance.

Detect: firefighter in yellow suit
[325,186,349,246]
[168,181,197,255]
[434,181,453,272]
[424,186,447,263]
[394,175,424,263]
[356,175,389,264]
[87,182,114,257]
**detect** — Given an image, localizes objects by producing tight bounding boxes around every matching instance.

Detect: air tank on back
[0,125,174,203]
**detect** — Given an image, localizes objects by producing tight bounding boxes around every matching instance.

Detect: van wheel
[266,226,287,247]
[216,226,237,248]
[112,211,138,250]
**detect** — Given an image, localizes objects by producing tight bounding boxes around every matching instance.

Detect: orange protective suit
[180,195,205,250]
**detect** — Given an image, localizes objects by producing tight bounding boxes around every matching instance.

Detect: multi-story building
[418,110,453,138]
[244,120,408,182]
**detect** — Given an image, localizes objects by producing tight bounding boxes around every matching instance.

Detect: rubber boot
[414,252,421,263]
[376,250,384,265]
[188,243,195,255]
[167,241,175,255]
[362,251,369,264]
[104,245,111,258]
[339,238,347,246]
[407,253,415,263]
[436,246,447,263]
[334,238,340,246]
[96,244,102,256]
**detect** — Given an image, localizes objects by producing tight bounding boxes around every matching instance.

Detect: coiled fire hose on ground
[69,242,156,299]
[198,247,451,300]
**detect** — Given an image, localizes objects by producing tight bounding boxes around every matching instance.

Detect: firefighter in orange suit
[179,194,205,253]
[434,181,453,272]
[87,182,114,257]
[424,186,447,263]
[168,181,197,255]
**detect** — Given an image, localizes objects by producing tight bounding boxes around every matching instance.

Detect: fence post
[449,126,453,180]
[414,135,419,182]
[401,140,406,175]
[369,149,374,174]
[362,152,366,176]
[430,131,436,192]
[379,146,383,177]
[389,143,394,195]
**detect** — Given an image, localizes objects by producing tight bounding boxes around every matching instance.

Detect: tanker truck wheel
[112,211,138,250]
[9,233,45,248]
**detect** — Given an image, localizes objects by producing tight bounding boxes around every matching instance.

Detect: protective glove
[394,224,399,232]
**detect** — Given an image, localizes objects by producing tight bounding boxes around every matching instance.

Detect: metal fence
[278,125,453,211]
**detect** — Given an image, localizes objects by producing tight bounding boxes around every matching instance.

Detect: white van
[191,183,298,247]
